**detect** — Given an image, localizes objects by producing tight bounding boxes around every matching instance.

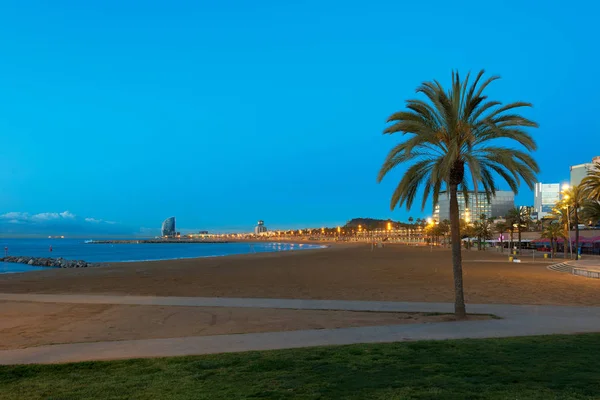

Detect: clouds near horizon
[0,211,143,237]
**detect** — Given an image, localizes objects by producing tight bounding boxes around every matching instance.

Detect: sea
[0,238,325,274]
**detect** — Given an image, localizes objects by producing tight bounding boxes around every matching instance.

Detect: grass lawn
[2,334,600,399]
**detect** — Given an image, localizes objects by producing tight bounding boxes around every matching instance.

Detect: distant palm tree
[541,222,564,259]
[581,162,600,200]
[377,70,539,319]
[494,221,509,252]
[505,208,530,253]
[581,201,600,226]
[460,221,477,250]
[552,203,571,259]
[562,185,585,259]
[473,219,492,250]
[439,219,451,246]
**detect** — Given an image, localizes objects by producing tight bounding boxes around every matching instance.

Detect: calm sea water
[0,238,325,274]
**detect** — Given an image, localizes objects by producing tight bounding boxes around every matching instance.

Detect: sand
[0,244,598,306]
[0,301,488,350]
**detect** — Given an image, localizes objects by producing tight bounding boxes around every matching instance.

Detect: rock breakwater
[0,256,94,268]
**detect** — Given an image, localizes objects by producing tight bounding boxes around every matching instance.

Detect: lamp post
[427,217,434,251]
[562,183,573,259]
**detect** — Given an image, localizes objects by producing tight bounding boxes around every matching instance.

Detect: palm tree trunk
[518,227,522,253]
[449,184,466,319]
[551,238,555,258]
[564,223,568,259]
[500,235,504,253]
[575,207,580,260]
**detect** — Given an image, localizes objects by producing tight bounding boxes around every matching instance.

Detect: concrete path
[1,293,599,365]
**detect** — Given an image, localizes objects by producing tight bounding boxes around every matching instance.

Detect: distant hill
[344,218,415,230]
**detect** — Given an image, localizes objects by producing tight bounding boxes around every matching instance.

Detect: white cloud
[7,219,23,224]
[30,212,60,221]
[0,212,28,220]
[59,211,76,219]
[84,218,118,225]
[1,210,77,223]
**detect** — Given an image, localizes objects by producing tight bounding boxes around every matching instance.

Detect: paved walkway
[571,259,600,273]
[1,293,599,365]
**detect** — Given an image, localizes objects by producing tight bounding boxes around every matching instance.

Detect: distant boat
[84,240,94,244]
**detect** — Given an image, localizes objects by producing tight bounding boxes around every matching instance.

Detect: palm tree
[377,70,539,318]
[552,203,571,259]
[581,201,600,226]
[439,219,451,246]
[541,221,564,259]
[581,162,600,200]
[507,223,516,251]
[505,208,530,253]
[495,221,509,252]
[562,185,585,259]
[473,219,492,250]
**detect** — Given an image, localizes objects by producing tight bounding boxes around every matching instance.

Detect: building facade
[571,156,600,187]
[161,217,176,237]
[534,183,560,219]
[433,191,514,222]
[254,220,268,235]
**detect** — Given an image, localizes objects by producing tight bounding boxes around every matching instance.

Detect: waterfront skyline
[1,0,598,234]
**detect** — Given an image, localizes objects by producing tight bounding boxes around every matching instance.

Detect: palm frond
[378,70,538,215]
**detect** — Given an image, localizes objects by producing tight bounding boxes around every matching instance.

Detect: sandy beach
[1,244,599,352]
[0,300,490,350]
[1,243,599,306]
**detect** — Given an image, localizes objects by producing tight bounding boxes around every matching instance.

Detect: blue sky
[0,0,598,235]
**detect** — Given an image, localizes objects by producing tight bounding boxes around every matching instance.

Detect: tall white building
[254,220,268,235]
[433,191,514,222]
[570,156,600,187]
[534,183,560,219]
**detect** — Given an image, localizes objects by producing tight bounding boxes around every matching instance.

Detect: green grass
[2,334,600,399]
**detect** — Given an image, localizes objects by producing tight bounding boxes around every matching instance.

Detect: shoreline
[0,241,333,271]
[108,242,334,264]
[87,239,231,244]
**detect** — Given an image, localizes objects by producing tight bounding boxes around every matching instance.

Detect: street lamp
[562,184,573,259]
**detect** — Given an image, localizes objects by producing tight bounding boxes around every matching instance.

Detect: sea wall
[0,256,94,268]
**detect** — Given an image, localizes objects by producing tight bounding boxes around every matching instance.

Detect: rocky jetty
[0,256,94,268]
